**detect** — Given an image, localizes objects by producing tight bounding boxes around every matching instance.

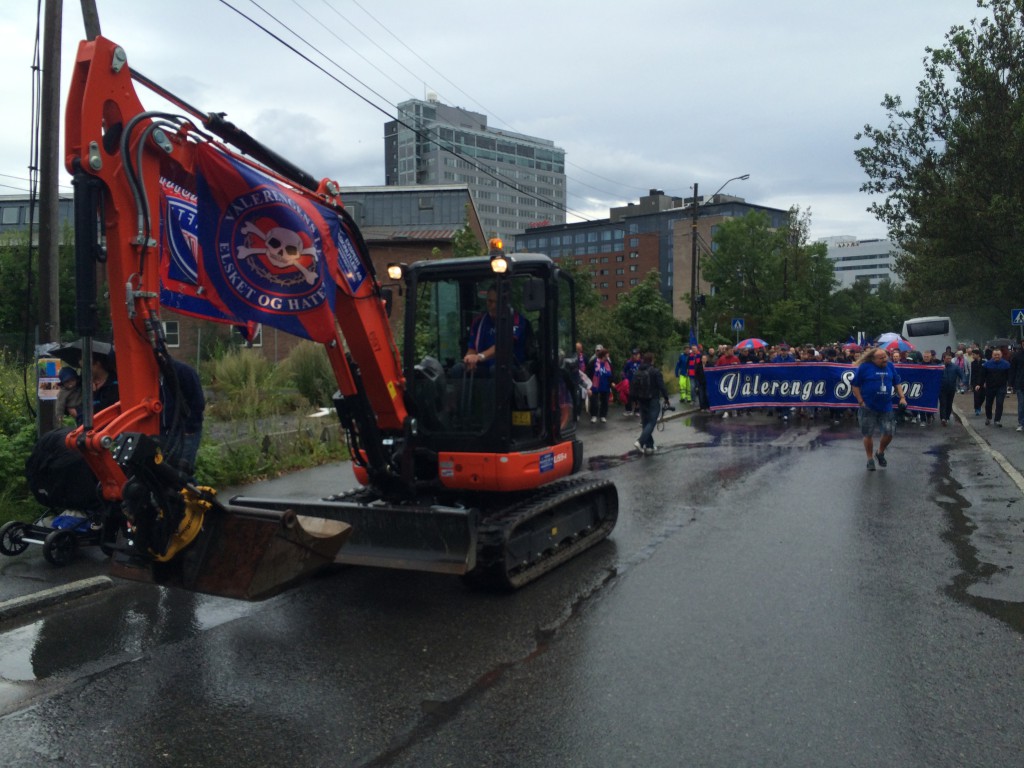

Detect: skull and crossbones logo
[237,221,319,284]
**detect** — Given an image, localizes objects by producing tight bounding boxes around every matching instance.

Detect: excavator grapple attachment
[111,504,351,600]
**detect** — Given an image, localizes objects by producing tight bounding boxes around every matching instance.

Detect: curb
[0,576,114,624]
[953,402,1024,494]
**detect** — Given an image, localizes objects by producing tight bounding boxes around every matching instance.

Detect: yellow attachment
[151,486,217,563]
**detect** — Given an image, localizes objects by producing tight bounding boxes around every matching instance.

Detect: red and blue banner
[704,362,942,413]
[191,144,367,342]
[159,176,236,325]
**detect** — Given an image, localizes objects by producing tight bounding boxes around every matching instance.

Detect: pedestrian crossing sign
[732,317,744,331]
[1013,309,1024,326]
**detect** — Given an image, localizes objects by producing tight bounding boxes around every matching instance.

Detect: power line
[220,0,588,221]
[341,0,646,205]
[0,172,73,192]
[288,0,416,102]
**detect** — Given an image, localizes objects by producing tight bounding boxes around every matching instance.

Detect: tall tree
[854,0,1024,318]
[611,270,679,362]
[700,207,835,344]
[700,210,785,340]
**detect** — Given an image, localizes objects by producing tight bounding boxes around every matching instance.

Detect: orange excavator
[60,36,617,599]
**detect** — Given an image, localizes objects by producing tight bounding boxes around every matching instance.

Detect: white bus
[902,316,957,355]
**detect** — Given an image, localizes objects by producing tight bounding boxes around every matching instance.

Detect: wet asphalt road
[2,405,1024,767]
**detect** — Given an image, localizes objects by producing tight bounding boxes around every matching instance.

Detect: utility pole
[690,182,699,340]
[37,0,63,435]
[81,0,101,38]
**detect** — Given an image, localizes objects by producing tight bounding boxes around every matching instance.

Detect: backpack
[632,365,654,400]
[25,428,104,511]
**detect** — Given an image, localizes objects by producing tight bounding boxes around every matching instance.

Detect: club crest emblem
[215,185,329,314]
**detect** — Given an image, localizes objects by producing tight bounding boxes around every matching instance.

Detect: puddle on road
[0,587,260,687]
[936,446,1024,634]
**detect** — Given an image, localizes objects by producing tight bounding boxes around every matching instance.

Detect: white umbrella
[875,332,904,346]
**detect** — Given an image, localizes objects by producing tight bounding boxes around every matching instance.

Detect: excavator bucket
[111,504,351,600]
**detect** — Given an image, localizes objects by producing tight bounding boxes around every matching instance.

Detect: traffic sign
[1012,309,1024,326]
[731,317,744,331]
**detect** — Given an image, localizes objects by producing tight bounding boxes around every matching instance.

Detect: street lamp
[690,174,750,341]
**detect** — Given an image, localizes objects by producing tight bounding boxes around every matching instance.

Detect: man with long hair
[851,347,907,471]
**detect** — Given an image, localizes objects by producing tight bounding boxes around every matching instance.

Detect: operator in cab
[462,286,531,373]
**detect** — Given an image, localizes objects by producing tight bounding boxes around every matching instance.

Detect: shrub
[0,423,42,523]
[284,341,336,408]
[207,348,288,420]
[0,354,48,524]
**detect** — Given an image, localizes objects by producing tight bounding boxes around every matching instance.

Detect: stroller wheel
[43,529,77,566]
[0,521,30,556]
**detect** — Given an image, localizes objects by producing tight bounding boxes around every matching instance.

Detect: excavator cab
[403,254,580,463]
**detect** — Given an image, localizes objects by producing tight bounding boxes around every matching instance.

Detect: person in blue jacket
[851,347,907,471]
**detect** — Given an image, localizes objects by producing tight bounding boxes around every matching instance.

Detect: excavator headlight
[490,254,509,274]
[386,262,405,281]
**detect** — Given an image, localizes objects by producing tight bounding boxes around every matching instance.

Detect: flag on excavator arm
[191,143,353,343]
[159,176,237,324]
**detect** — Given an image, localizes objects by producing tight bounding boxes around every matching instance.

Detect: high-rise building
[384,96,566,242]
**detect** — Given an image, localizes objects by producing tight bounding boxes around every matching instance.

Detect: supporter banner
[159,176,237,325]
[705,362,942,413]
[194,143,349,343]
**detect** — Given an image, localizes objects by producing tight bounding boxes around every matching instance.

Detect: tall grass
[207,347,293,420]
[284,340,336,408]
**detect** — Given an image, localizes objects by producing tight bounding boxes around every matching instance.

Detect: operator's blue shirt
[852,361,902,413]
[469,310,530,366]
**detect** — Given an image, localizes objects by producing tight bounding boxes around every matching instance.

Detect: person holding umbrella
[851,346,907,471]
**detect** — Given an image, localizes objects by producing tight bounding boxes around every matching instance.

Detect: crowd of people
[575,337,1024,460]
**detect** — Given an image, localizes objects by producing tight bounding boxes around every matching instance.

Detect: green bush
[194,427,348,489]
[284,341,336,408]
[207,348,289,420]
[0,423,42,523]
[0,354,42,523]
[195,440,273,488]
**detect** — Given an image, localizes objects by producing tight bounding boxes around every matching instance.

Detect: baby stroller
[0,428,123,566]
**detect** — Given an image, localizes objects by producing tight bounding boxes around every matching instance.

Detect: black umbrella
[50,340,114,370]
[988,338,1013,348]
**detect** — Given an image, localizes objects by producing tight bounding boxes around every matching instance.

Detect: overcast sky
[0,0,980,241]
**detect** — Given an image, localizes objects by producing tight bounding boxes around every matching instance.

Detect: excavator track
[465,475,618,590]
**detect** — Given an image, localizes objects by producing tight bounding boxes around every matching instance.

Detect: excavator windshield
[403,257,575,452]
